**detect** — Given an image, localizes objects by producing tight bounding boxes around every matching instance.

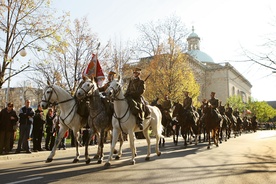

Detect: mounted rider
[183,91,192,112]
[99,71,116,119]
[125,68,149,130]
[161,94,172,122]
[183,91,195,120]
[208,92,220,120]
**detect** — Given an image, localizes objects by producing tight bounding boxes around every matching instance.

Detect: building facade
[186,27,252,105]
[0,85,43,112]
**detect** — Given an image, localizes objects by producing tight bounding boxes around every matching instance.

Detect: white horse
[104,79,163,167]
[41,81,86,163]
[75,77,124,164]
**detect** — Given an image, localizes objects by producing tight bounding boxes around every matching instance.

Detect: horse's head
[172,102,182,118]
[105,79,122,100]
[202,102,212,114]
[41,84,57,109]
[76,77,97,99]
[218,105,225,114]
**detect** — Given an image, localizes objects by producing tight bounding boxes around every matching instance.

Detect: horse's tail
[157,109,164,138]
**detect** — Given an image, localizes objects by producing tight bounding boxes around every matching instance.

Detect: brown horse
[218,105,231,142]
[201,102,222,149]
[151,98,175,146]
[172,102,200,147]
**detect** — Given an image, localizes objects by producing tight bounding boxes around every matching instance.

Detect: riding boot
[144,105,151,118]
[136,113,144,130]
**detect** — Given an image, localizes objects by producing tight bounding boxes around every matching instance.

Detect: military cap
[133,67,142,73]
[108,71,116,75]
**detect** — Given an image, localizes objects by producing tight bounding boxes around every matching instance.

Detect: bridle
[41,85,76,122]
[77,79,95,97]
[108,82,130,135]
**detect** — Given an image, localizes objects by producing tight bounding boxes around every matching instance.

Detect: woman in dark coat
[45,108,56,150]
[32,105,45,152]
[0,103,18,155]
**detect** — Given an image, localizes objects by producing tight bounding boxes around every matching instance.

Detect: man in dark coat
[0,103,18,154]
[125,68,145,130]
[15,100,35,154]
[208,92,220,120]
[183,91,192,112]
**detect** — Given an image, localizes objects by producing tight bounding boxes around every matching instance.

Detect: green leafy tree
[247,101,276,122]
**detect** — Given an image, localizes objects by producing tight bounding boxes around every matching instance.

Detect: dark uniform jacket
[125,77,145,100]
[0,108,18,132]
[208,97,219,109]
[183,97,192,110]
[162,100,172,111]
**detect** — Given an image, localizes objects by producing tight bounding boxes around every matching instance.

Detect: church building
[186,27,252,105]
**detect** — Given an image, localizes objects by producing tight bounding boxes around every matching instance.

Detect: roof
[187,50,214,63]
[187,32,200,40]
[267,101,276,109]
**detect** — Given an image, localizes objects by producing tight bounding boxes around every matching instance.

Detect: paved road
[0,130,275,184]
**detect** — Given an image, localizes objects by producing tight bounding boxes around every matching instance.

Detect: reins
[109,85,131,135]
[42,85,77,124]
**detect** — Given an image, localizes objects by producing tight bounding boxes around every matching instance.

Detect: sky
[12,0,276,101]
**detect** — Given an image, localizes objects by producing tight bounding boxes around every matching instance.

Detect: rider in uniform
[124,68,146,130]
[99,71,116,119]
[183,91,192,112]
[208,92,220,120]
[99,71,116,92]
[161,94,172,121]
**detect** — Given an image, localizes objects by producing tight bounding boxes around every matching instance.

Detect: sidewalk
[0,136,149,161]
[0,137,99,161]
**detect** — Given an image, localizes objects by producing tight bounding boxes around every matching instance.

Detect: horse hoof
[207,146,210,149]
[97,160,103,164]
[115,156,121,160]
[157,152,161,156]
[145,157,150,161]
[73,159,79,163]
[113,149,118,154]
[104,162,111,168]
[85,158,91,164]
[130,160,135,165]
[93,155,99,159]
[45,158,53,163]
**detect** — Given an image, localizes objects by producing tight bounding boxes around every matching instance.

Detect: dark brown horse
[201,102,222,149]
[172,102,200,147]
[218,105,231,142]
[151,98,175,146]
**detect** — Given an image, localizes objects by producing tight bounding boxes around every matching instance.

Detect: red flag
[83,54,105,80]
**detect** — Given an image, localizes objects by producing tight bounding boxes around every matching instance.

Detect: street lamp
[6,49,27,104]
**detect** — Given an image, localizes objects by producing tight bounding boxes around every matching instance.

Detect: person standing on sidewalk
[15,100,35,154]
[32,104,45,152]
[45,108,56,150]
[0,103,18,155]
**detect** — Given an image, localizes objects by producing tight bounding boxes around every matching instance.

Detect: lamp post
[6,48,27,104]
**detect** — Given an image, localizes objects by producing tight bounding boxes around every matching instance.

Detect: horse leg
[143,127,151,161]
[97,129,105,164]
[104,128,120,168]
[128,131,136,165]
[207,130,211,149]
[115,133,124,160]
[45,126,68,163]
